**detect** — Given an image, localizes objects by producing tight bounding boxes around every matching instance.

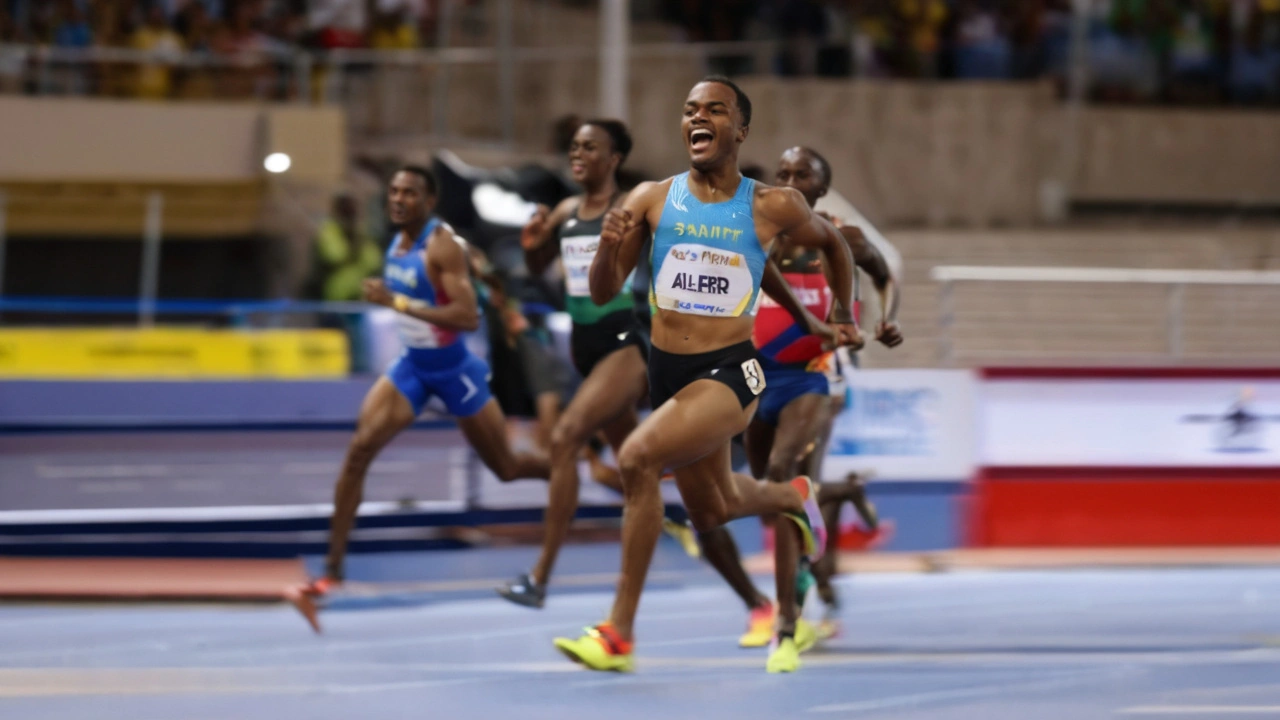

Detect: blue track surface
[2,543,1279,719]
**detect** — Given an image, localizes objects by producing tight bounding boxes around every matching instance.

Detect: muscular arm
[397,226,481,332]
[841,226,899,323]
[523,197,577,276]
[589,181,661,306]
[466,242,505,299]
[761,188,856,325]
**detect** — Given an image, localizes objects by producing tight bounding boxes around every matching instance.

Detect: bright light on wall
[264,152,292,174]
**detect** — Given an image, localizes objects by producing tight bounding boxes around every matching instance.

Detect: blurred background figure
[132,4,185,99]
[308,193,382,305]
[304,193,382,373]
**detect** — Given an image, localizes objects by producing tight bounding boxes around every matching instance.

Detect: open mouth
[570,161,586,174]
[689,128,714,153]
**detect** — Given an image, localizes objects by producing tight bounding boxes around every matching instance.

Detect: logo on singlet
[669,247,741,266]
[386,264,417,289]
[562,238,599,256]
[760,288,823,308]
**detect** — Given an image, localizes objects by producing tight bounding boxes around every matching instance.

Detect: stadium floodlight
[264,153,292,174]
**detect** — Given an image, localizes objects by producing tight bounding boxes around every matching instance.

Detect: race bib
[654,243,755,317]
[560,235,599,297]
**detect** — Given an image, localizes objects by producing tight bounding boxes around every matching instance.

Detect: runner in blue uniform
[551,77,860,672]
[287,167,550,632]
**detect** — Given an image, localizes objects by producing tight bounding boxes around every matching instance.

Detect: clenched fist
[362,278,394,307]
[520,204,552,250]
[875,320,904,348]
[600,208,636,248]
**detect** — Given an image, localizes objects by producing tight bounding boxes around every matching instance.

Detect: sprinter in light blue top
[553,76,862,675]
[285,166,550,634]
[649,171,769,319]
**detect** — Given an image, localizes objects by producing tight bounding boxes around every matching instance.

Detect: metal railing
[931,265,1280,367]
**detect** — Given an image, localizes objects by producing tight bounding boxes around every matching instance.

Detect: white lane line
[808,669,1128,714]
[322,677,494,694]
[643,635,738,648]
[1119,707,1280,715]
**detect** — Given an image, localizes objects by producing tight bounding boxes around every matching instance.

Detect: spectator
[1228,9,1280,104]
[1166,4,1220,103]
[53,0,93,48]
[131,4,184,99]
[175,1,217,51]
[953,0,1011,79]
[1089,0,1159,101]
[262,0,307,47]
[309,0,367,49]
[853,0,897,77]
[1039,0,1073,85]
[0,7,25,93]
[301,194,379,374]
[88,0,137,47]
[370,6,419,49]
[1008,0,1047,79]
[898,0,948,78]
[213,0,272,55]
[210,0,280,97]
[309,193,382,303]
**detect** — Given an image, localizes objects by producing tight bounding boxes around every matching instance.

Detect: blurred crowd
[666,0,1280,104]
[0,0,460,52]
[0,0,492,96]
[1,0,1277,104]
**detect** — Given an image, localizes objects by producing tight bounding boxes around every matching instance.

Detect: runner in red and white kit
[745,146,902,672]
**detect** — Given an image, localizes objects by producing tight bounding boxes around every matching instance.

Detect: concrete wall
[0,97,345,185]
[398,70,1280,226]
[1075,107,1280,206]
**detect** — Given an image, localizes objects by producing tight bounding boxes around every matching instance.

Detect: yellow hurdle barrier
[0,328,350,379]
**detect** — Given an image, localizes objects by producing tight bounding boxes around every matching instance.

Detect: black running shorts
[647,340,766,410]
[570,310,649,379]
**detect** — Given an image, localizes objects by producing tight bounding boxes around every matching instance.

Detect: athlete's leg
[606,380,807,641]
[808,396,844,607]
[593,410,636,494]
[529,346,647,587]
[457,398,551,481]
[761,392,832,637]
[585,432,624,490]
[325,377,417,580]
[532,391,562,453]
[744,418,776,479]
[698,416,776,612]
[697,523,769,610]
[815,488,843,608]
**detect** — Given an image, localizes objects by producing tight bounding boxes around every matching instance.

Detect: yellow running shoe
[816,617,841,642]
[795,618,818,653]
[662,518,702,559]
[553,623,635,672]
[766,635,801,673]
[739,601,776,648]
[816,603,842,643]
